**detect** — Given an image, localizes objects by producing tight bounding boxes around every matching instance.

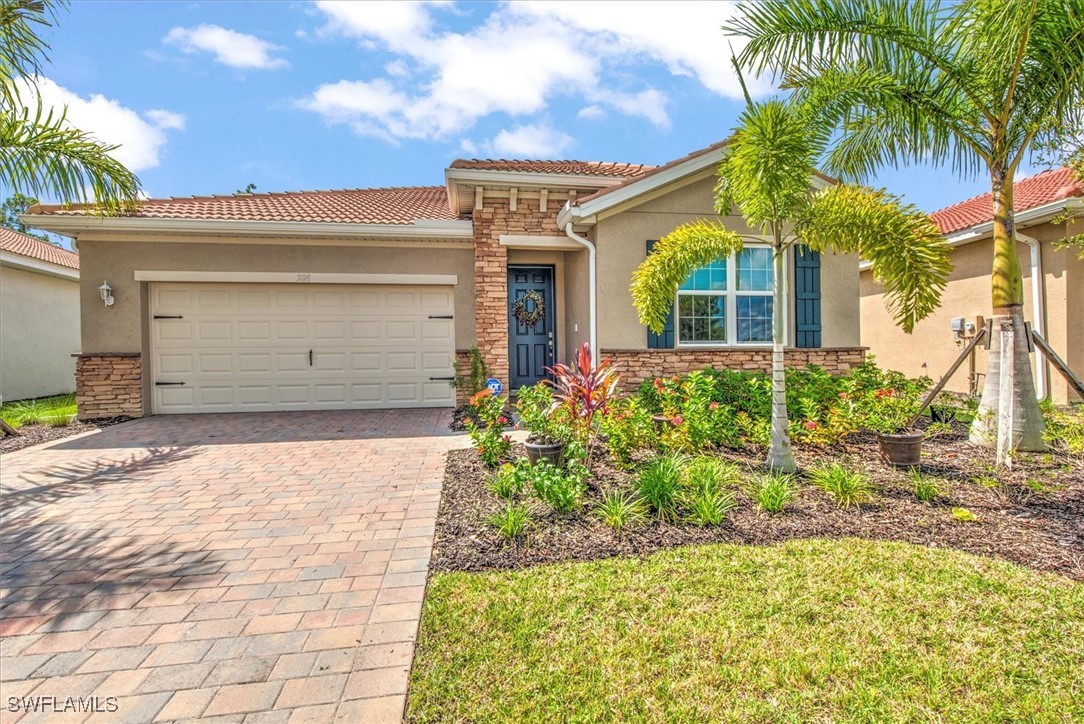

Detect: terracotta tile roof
[29,186,460,225]
[448,159,654,178]
[931,167,1084,235]
[0,226,79,270]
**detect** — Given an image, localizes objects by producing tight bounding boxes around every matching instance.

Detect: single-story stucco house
[25,141,866,419]
[0,227,80,403]
[861,167,1083,405]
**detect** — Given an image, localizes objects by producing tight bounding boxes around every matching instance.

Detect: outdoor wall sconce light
[99,281,114,307]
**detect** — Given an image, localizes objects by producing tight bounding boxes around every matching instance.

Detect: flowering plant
[546,342,620,467]
[465,389,511,467]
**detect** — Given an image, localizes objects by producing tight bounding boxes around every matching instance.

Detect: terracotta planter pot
[878,429,923,468]
[524,440,565,468]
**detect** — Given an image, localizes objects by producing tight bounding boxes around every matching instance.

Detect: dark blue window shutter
[645,240,674,349]
[794,245,821,348]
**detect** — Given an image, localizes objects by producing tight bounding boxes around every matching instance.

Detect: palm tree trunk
[766,243,796,472]
[970,169,1046,450]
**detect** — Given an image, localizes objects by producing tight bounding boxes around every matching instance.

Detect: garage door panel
[151,282,455,413]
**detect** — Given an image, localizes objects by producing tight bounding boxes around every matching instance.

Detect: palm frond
[798,185,951,333]
[0,99,141,213]
[630,221,745,334]
[0,0,64,108]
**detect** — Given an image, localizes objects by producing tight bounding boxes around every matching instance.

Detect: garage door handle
[309,349,313,366]
[155,381,185,386]
[153,315,184,320]
[428,315,453,319]
[429,376,455,381]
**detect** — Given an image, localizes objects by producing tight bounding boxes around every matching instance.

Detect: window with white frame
[676,246,774,345]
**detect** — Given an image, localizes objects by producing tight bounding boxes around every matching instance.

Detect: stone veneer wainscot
[75,353,143,419]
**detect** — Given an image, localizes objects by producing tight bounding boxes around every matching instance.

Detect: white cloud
[577,105,605,121]
[17,77,184,171]
[164,24,287,69]
[490,123,572,157]
[510,1,771,98]
[304,0,695,146]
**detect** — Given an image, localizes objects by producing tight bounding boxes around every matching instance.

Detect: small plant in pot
[515,383,572,467]
[648,376,684,431]
[866,387,924,468]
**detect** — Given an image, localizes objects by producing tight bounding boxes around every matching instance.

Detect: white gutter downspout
[1018,232,1047,400]
[561,213,598,357]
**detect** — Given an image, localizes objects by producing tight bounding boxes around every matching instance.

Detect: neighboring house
[25,141,865,419]
[861,167,1084,405]
[0,227,80,402]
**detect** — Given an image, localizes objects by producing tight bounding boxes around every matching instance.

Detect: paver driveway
[0,410,460,723]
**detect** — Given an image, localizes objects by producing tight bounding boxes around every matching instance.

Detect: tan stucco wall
[593,173,861,350]
[0,264,79,401]
[860,221,1082,404]
[76,238,476,355]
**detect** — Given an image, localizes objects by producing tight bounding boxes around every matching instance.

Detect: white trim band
[0,251,80,280]
[499,235,584,250]
[133,271,458,285]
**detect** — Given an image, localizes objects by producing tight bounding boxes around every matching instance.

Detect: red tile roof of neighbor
[30,186,462,225]
[448,159,655,178]
[930,167,1084,234]
[0,226,79,270]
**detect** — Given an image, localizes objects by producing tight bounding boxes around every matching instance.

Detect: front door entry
[508,266,555,388]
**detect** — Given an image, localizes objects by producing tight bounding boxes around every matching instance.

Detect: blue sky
[23,1,1045,228]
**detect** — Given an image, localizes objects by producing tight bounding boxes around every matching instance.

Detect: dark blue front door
[508,266,555,389]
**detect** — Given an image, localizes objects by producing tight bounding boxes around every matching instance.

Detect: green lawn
[0,393,77,429]
[409,539,1084,722]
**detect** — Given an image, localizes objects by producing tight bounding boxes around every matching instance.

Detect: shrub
[490,463,527,500]
[599,397,656,465]
[454,346,491,397]
[808,463,876,508]
[636,454,686,520]
[684,487,737,526]
[911,469,941,503]
[464,390,511,468]
[3,394,77,428]
[488,503,532,541]
[547,342,620,466]
[594,491,648,532]
[528,459,586,514]
[515,382,572,445]
[682,455,740,494]
[924,421,955,439]
[749,472,799,514]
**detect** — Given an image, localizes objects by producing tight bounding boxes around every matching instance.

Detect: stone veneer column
[75,353,144,419]
[472,196,563,392]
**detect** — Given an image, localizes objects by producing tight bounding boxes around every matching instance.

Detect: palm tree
[631,98,949,472]
[1,0,140,213]
[729,0,1084,450]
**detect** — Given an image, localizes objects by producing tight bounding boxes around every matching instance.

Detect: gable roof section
[558,139,838,228]
[29,186,460,225]
[931,167,1084,235]
[0,226,79,269]
[448,159,653,179]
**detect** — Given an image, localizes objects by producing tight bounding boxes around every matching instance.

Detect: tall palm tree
[729,0,1084,450]
[1,0,140,213]
[631,98,949,472]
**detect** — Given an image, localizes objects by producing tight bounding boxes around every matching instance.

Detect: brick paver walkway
[0,410,459,723]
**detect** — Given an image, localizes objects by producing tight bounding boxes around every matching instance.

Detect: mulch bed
[0,417,132,455]
[432,419,1084,580]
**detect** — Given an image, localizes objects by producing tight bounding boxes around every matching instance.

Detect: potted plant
[866,387,924,468]
[515,382,571,467]
[649,376,683,431]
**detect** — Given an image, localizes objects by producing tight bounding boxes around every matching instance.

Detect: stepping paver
[0,409,457,722]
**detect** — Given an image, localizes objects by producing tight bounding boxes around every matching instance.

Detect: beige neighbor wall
[860,221,1082,404]
[593,173,862,350]
[0,264,79,401]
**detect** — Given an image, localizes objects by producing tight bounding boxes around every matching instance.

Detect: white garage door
[150,283,456,413]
